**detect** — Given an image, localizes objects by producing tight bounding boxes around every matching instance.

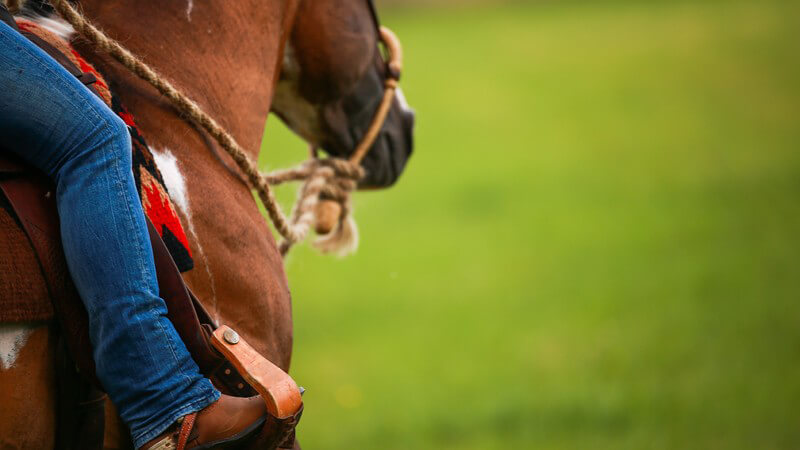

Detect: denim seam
[107,123,198,401]
[85,115,215,442]
[109,129,191,393]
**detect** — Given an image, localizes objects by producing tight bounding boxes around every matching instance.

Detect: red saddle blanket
[0,19,193,322]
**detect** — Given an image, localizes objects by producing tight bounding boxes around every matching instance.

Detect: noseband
[347,0,403,165]
[48,0,405,256]
[350,0,404,164]
[348,26,403,165]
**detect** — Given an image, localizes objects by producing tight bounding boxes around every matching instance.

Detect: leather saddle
[0,6,302,449]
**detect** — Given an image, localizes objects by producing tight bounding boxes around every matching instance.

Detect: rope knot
[267,157,365,256]
[320,158,365,181]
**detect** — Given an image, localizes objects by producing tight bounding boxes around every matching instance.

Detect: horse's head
[272,0,415,188]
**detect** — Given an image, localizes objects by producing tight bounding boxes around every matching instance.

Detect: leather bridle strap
[348,26,403,165]
[366,0,382,32]
[287,6,405,248]
[342,0,403,165]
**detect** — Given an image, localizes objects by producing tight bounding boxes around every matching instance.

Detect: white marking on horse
[152,147,220,321]
[0,324,33,370]
[273,43,324,143]
[152,148,190,214]
[28,14,75,40]
[395,87,413,114]
[186,0,194,21]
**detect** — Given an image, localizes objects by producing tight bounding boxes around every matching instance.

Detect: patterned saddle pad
[0,19,193,322]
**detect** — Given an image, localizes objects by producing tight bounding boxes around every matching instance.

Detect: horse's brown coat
[0,324,57,449]
[0,1,408,447]
[72,0,301,366]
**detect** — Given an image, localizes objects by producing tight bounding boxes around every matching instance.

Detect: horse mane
[15,0,74,39]
[21,13,74,38]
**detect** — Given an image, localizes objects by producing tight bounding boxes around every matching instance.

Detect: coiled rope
[47,0,402,256]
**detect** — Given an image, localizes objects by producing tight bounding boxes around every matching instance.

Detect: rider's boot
[141,394,267,450]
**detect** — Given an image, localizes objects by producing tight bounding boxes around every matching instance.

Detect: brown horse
[0,0,414,447]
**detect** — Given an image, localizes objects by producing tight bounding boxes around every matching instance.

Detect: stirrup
[210,326,304,448]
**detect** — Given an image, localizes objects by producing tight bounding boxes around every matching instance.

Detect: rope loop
[269,157,365,256]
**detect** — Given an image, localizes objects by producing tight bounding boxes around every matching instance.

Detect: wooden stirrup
[210,326,303,420]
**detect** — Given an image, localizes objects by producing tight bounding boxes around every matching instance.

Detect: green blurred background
[259,0,800,448]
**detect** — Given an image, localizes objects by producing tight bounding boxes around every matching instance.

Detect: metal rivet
[237,383,245,390]
[224,368,231,375]
[223,328,240,345]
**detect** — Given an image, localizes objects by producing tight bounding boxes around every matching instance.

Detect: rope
[266,159,363,256]
[48,0,366,255]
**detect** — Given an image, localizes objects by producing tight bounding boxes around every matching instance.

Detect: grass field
[259,1,800,448]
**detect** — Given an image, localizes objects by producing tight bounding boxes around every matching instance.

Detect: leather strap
[0,4,19,31]
[147,219,219,371]
[254,405,304,449]
[148,218,256,397]
[0,170,102,386]
[55,335,105,450]
[18,29,101,92]
[175,412,197,450]
[1,8,96,93]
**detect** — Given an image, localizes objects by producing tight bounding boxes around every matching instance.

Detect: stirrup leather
[147,412,198,450]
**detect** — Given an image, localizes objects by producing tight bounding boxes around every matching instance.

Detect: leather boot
[141,394,267,450]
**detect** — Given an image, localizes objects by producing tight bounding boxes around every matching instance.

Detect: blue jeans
[0,21,219,448]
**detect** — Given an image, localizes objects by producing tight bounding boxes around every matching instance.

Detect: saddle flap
[0,153,30,174]
[0,170,99,386]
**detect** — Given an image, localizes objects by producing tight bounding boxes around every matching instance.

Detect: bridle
[349,28,403,165]
[349,0,404,166]
[47,0,405,257]
[303,2,405,241]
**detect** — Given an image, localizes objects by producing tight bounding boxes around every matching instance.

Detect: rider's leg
[0,21,219,448]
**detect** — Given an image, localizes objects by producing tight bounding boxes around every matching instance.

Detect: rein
[47,0,403,257]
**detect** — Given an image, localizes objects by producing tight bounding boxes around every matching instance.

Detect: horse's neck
[77,0,298,152]
[72,0,300,367]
